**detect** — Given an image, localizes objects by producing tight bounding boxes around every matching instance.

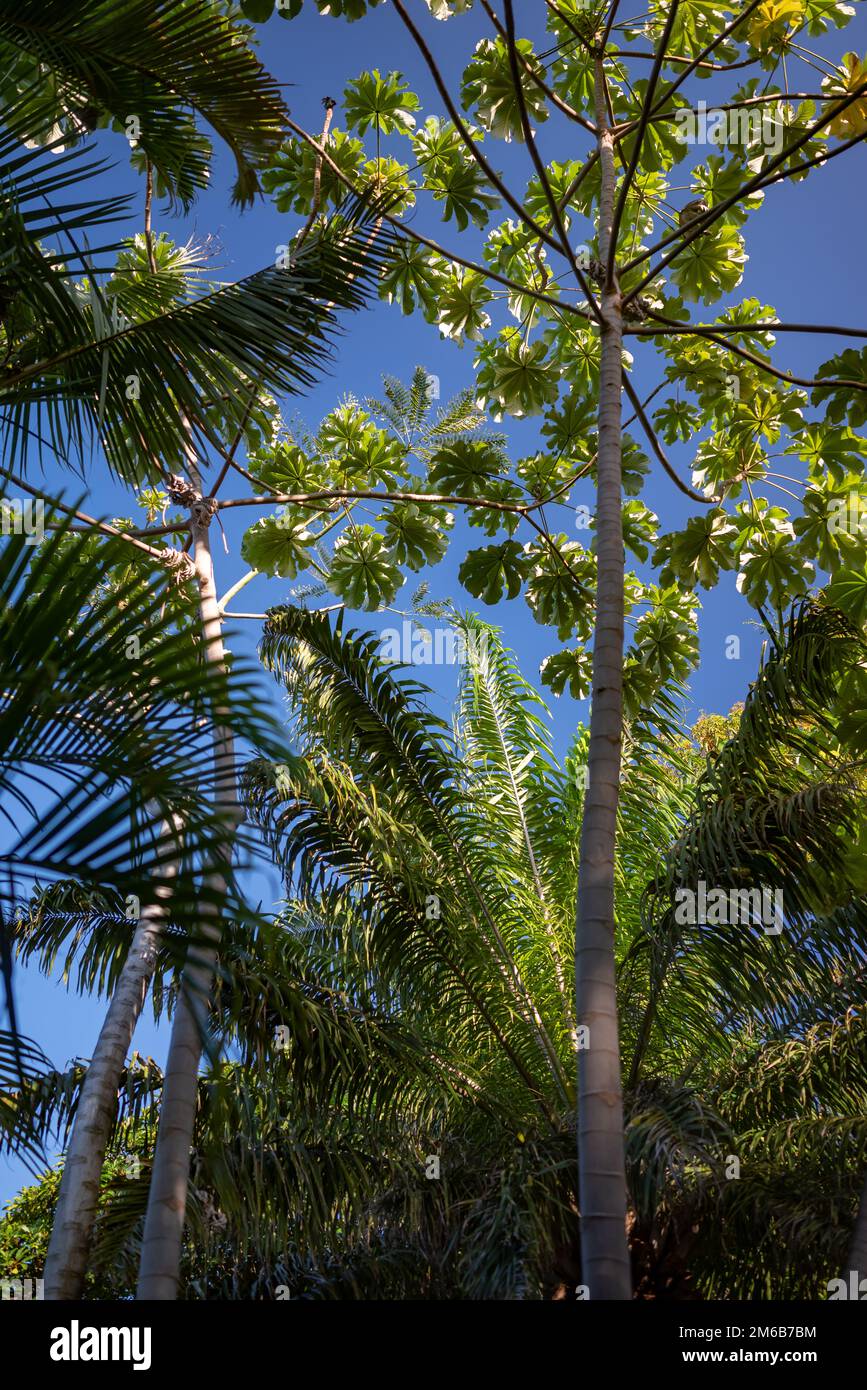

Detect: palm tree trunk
[136,472,239,1300]
[44,836,179,1300]
[847,1170,867,1283]
[574,57,631,1301]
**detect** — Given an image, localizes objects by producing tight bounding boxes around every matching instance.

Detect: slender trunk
[574,57,631,1301]
[847,1170,867,1282]
[136,470,239,1300]
[44,834,179,1300]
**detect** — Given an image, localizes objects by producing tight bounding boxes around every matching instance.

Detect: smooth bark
[136,473,239,1300]
[847,1170,867,1282]
[44,834,179,1300]
[574,58,632,1301]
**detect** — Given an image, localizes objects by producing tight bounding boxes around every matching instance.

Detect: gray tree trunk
[136,475,239,1300]
[44,834,179,1300]
[847,1170,867,1284]
[574,58,632,1301]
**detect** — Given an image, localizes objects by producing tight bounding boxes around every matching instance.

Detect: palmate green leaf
[789,423,867,481]
[326,525,403,609]
[617,82,690,173]
[262,130,367,216]
[436,266,493,342]
[247,441,325,493]
[523,160,584,227]
[812,346,867,428]
[628,587,699,687]
[736,530,816,607]
[621,500,659,564]
[824,568,867,625]
[540,392,596,462]
[380,501,452,570]
[461,37,549,143]
[475,334,559,420]
[652,398,703,444]
[670,222,747,305]
[379,241,441,318]
[515,452,576,501]
[459,541,529,603]
[413,117,500,232]
[0,0,289,209]
[465,478,526,537]
[688,154,765,228]
[654,509,740,589]
[427,438,506,494]
[539,647,592,700]
[344,70,420,137]
[524,539,594,640]
[793,474,867,571]
[240,515,313,579]
[484,220,554,323]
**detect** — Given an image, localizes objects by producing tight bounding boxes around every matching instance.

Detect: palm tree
[5,598,867,1297]
[0,517,284,1286]
[235,599,867,1298]
[1,0,394,1299]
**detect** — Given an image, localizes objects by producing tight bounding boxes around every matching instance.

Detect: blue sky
[2,1,866,1206]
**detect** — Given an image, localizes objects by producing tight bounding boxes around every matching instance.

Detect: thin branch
[622,375,719,502]
[390,0,572,265]
[0,471,177,565]
[285,115,586,325]
[623,321,867,341]
[215,487,533,517]
[503,0,602,320]
[606,0,681,288]
[623,77,867,301]
[645,311,867,392]
[480,0,597,132]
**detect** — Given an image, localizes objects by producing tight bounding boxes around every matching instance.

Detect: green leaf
[458,541,529,603]
[670,223,747,305]
[428,438,506,494]
[539,647,592,699]
[241,0,275,19]
[736,532,815,608]
[413,117,500,231]
[344,70,420,136]
[475,334,559,420]
[524,539,594,640]
[379,242,441,317]
[327,526,402,609]
[240,514,312,578]
[380,502,451,570]
[654,509,739,590]
[262,131,366,215]
[812,347,867,428]
[462,37,549,142]
[436,268,493,342]
[824,568,867,626]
